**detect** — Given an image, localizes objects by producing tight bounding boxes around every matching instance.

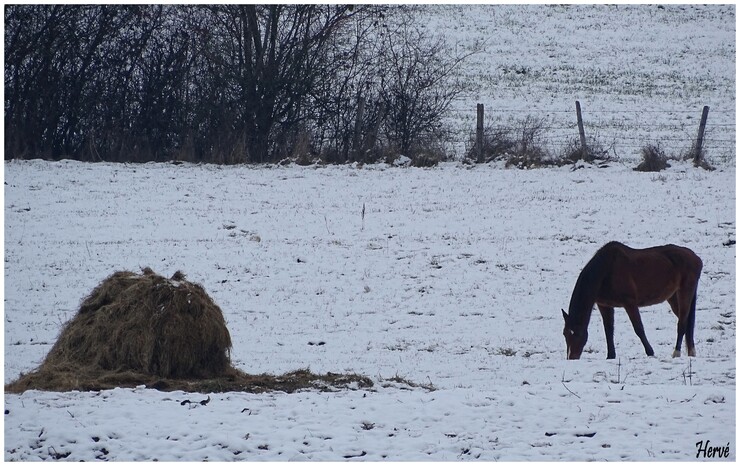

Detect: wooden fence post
[351,94,366,162]
[575,100,587,160]
[693,105,709,166]
[476,103,484,162]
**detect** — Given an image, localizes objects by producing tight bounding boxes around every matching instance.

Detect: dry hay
[5,268,373,394]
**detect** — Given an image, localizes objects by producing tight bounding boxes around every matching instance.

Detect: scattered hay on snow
[5,268,372,394]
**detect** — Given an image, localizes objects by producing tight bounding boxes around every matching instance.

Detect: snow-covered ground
[4,159,735,461]
[3,3,736,462]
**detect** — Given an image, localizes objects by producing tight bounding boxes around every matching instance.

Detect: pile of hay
[6,268,373,394]
[6,268,232,392]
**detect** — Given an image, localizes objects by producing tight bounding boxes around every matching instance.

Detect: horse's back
[658,244,703,280]
[606,242,701,272]
[594,242,702,306]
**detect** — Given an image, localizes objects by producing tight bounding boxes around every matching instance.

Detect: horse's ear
[561,309,568,321]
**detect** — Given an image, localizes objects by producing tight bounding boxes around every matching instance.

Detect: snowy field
[4,159,735,461]
[3,3,736,462]
[429,4,735,165]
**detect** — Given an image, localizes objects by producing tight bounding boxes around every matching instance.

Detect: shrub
[466,125,517,164]
[410,134,450,167]
[411,151,442,167]
[634,144,671,172]
[466,117,554,168]
[560,136,614,166]
[684,141,715,171]
[504,117,555,168]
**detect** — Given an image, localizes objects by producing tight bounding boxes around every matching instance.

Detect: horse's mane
[566,242,620,327]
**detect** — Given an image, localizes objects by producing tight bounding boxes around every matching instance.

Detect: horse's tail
[690,253,702,337]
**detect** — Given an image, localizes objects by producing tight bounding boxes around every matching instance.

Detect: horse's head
[562,309,587,360]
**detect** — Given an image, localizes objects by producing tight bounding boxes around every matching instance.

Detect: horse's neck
[568,283,595,329]
[568,256,607,329]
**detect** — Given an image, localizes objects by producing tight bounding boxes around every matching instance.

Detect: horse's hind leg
[625,306,654,357]
[668,294,680,318]
[598,305,616,359]
[668,294,684,357]
[669,289,696,358]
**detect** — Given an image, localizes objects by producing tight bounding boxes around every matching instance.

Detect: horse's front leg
[598,305,616,359]
[625,305,654,357]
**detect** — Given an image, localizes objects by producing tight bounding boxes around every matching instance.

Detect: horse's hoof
[672,349,681,358]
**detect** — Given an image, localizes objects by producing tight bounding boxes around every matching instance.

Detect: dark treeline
[5,5,472,164]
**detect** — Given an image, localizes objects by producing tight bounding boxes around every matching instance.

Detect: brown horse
[562,241,702,360]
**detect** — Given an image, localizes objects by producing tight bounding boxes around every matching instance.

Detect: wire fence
[447,103,735,162]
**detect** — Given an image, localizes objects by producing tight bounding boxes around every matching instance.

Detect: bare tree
[5,5,171,161]
[375,11,476,160]
[196,5,371,163]
[5,5,475,165]
[304,7,388,163]
[4,5,128,159]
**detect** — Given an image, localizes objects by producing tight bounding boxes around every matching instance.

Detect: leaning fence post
[575,100,587,161]
[693,105,709,166]
[476,103,484,162]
